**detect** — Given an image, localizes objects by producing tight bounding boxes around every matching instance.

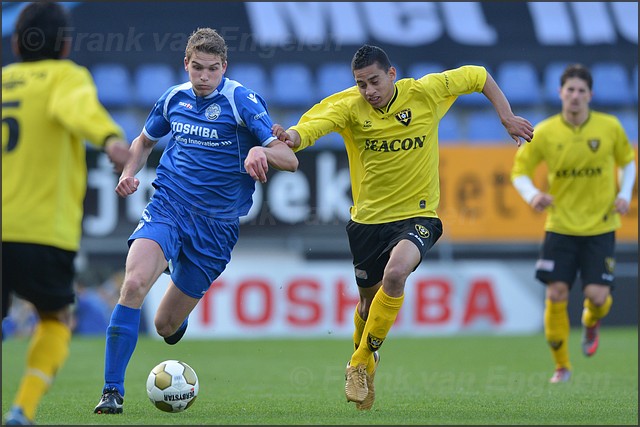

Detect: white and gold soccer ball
[146,360,199,412]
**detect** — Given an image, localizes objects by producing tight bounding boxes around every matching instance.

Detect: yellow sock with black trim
[351,289,403,374]
[544,299,571,370]
[582,295,612,327]
[13,319,71,421]
[352,307,376,373]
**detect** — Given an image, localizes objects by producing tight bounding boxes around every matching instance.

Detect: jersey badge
[141,208,152,222]
[205,103,221,121]
[587,139,600,152]
[394,109,412,126]
[415,224,430,239]
[363,120,372,129]
[604,257,615,274]
[247,93,258,104]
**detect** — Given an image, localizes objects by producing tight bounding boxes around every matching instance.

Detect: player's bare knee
[382,266,408,295]
[39,307,73,327]
[584,284,610,306]
[587,294,609,307]
[154,322,170,338]
[154,318,176,338]
[119,276,149,306]
[546,282,569,302]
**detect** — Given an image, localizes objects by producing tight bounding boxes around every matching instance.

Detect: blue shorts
[129,187,239,298]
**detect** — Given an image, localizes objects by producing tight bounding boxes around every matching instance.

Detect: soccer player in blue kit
[94,28,298,414]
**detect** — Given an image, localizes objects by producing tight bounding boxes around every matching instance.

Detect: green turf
[2,327,638,425]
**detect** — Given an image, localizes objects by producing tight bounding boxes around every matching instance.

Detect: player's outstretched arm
[482,73,534,147]
[272,124,301,149]
[115,132,157,198]
[245,140,298,183]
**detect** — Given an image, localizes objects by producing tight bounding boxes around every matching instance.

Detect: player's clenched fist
[116,176,140,197]
[245,146,269,183]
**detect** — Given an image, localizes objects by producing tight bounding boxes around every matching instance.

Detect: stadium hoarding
[142,256,544,339]
[3,2,637,72]
[83,146,639,247]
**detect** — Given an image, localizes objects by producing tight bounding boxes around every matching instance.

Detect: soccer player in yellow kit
[2,2,130,424]
[511,64,636,384]
[272,44,534,409]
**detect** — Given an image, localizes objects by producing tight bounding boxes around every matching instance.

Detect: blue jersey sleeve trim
[262,136,277,147]
[142,127,162,141]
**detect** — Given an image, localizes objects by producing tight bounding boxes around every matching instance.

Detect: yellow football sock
[14,319,71,421]
[351,289,403,373]
[353,306,366,351]
[544,299,571,370]
[352,307,376,373]
[582,295,612,327]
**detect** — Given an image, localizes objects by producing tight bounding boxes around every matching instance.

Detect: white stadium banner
[142,254,544,339]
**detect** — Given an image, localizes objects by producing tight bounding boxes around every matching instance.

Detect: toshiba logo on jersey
[364,135,426,152]
[171,121,218,138]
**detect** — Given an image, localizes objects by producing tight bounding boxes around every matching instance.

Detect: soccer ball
[146,360,199,412]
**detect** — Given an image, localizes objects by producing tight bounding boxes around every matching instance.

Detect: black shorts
[2,242,76,318]
[534,231,616,289]
[346,217,443,288]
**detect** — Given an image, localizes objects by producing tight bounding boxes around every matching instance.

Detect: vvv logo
[367,333,384,351]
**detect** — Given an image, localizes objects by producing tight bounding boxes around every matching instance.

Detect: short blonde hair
[185,28,227,62]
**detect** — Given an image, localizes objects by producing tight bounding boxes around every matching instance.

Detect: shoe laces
[353,364,367,388]
[102,386,120,398]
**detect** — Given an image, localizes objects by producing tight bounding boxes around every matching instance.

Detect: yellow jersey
[291,65,487,224]
[2,59,124,250]
[511,111,636,236]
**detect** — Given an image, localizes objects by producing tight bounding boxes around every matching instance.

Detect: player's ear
[388,66,397,81]
[11,34,20,59]
[183,57,189,72]
[60,38,71,59]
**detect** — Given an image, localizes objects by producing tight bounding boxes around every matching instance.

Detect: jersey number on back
[2,101,20,152]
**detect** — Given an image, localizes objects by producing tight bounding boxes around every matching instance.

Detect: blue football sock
[103,304,141,396]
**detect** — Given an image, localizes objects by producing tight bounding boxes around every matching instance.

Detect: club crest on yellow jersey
[587,139,600,152]
[394,109,412,126]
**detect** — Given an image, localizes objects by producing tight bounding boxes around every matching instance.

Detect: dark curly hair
[14,1,70,61]
[351,44,391,73]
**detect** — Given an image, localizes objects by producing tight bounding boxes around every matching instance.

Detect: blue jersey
[143,77,277,218]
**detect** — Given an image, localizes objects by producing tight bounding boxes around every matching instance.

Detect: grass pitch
[2,327,637,425]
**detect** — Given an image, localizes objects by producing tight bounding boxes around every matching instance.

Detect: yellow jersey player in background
[272,44,534,410]
[2,2,130,424]
[511,64,636,384]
